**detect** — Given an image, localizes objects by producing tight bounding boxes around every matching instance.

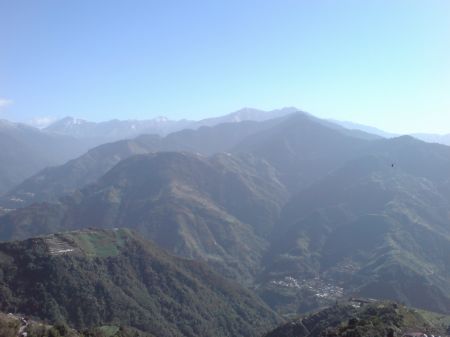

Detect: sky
[0,0,449,134]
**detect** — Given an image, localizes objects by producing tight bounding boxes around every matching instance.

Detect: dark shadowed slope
[0,228,280,337]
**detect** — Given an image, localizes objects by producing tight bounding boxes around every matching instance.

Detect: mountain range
[40,108,450,147]
[2,107,449,201]
[1,107,450,335]
[0,112,377,284]
[0,115,289,209]
[42,107,299,141]
[1,111,380,209]
[1,111,450,318]
[0,108,296,201]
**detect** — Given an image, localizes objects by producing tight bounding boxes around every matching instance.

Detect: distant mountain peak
[152,115,170,122]
[55,116,88,125]
[45,116,91,131]
[232,106,301,116]
[197,107,303,127]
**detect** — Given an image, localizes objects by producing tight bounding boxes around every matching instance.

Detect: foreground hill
[0,152,287,282]
[264,301,450,337]
[0,228,280,337]
[262,136,450,314]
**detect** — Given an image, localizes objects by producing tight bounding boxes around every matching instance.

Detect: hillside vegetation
[0,312,153,337]
[264,301,450,337]
[0,229,279,337]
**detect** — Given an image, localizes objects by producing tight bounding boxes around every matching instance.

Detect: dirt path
[17,316,28,337]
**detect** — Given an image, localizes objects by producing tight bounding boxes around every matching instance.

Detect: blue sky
[0,0,449,133]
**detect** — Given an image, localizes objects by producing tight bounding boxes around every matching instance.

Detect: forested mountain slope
[0,228,280,337]
[0,152,287,282]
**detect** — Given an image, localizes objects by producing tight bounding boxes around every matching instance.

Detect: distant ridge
[43,107,301,141]
[330,119,450,146]
[0,119,96,195]
[330,119,397,138]
[0,107,299,198]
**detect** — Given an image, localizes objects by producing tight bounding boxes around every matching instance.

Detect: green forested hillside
[0,312,154,337]
[264,301,450,337]
[263,137,450,314]
[0,228,280,337]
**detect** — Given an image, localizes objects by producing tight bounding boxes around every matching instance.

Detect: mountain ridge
[0,151,288,283]
[1,112,377,208]
[43,107,300,140]
[1,116,289,208]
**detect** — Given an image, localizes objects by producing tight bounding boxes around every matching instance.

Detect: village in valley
[270,276,345,300]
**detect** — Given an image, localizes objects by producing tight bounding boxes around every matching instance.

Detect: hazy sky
[1,0,449,133]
